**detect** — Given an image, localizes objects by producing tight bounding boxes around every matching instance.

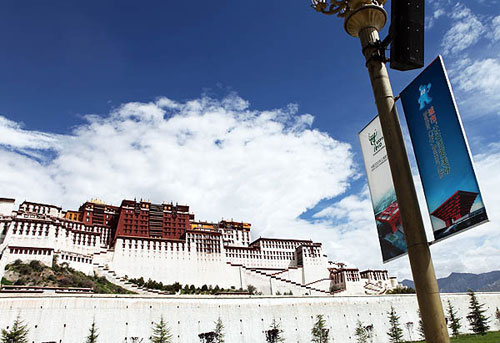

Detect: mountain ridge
[401,270,500,293]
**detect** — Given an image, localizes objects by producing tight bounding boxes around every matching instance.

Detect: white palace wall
[0,219,100,280]
[111,238,241,288]
[0,293,499,343]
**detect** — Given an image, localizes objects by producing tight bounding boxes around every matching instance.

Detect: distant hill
[402,271,500,293]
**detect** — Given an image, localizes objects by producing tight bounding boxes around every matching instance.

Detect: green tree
[265,319,285,343]
[446,300,461,337]
[150,316,172,343]
[1,315,29,343]
[311,314,329,343]
[84,320,99,343]
[386,306,404,343]
[353,320,368,343]
[214,317,224,343]
[467,290,490,335]
[385,286,416,294]
[247,284,256,295]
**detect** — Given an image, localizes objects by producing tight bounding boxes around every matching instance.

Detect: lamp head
[310,0,387,37]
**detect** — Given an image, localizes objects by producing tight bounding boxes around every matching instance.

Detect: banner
[400,56,488,242]
[359,116,407,263]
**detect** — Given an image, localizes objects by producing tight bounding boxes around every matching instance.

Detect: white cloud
[0,116,61,153]
[434,9,446,19]
[441,4,485,55]
[426,7,446,29]
[449,57,500,115]
[0,94,356,255]
[311,189,385,269]
[488,15,500,42]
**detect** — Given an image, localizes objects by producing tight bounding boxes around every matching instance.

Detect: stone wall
[0,293,499,343]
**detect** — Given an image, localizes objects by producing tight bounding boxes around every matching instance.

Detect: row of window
[263,241,299,248]
[59,254,92,264]
[9,247,52,255]
[121,242,187,251]
[12,226,49,236]
[227,252,296,260]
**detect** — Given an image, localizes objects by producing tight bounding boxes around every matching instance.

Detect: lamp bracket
[362,39,389,66]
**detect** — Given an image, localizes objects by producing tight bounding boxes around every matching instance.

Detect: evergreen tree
[467,290,490,335]
[386,306,404,343]
[446,300,461,337]
[1,315,30,343]
[84,320,99,343]
[311,314,329,343]
[353,320,368,343]
[214,317,224,343]
[265,319,285,343]
[150,316,172,343]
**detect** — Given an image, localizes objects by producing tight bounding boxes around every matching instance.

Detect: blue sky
[0,0,499,279]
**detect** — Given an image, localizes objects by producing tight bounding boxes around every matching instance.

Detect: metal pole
[359,26,449,343]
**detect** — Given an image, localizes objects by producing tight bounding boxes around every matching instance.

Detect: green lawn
[410,331,500,342]
[450,332,500,343]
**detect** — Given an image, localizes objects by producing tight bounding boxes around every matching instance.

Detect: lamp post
[309,1,449,342]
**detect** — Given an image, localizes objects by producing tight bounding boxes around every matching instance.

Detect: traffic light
[390,0,425,71]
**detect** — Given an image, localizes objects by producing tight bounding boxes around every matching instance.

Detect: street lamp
[309,1,450,343]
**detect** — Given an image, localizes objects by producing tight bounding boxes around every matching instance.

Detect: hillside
[402,271,500,293]
[1,259,135,294]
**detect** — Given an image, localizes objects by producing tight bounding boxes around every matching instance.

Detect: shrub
[28,260,44,272]
[385,286,415,294]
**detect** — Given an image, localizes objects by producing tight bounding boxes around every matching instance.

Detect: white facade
[0,199,398,296]
[0,293,499,343]
[0,198,15,217]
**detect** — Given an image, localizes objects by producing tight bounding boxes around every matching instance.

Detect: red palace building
[376,202,401,233]
[64,199,195,245]
[431,190,478,227]
[115,200,193,240]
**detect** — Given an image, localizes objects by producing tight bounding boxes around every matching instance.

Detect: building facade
[0,197,397,295]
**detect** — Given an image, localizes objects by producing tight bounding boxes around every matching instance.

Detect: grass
[410,331,500,342]
[451,332,500,343]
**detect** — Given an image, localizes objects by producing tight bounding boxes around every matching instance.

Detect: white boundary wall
[0,293,499,343]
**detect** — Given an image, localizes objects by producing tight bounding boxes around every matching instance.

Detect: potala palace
[0,197,398,296]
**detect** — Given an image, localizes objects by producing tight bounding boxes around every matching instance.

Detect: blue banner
[400,56,488,242]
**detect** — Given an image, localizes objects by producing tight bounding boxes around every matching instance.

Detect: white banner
[359,116,407,263]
